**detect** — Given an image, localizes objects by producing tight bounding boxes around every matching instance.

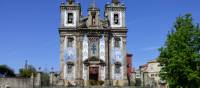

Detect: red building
[126,53,133,85]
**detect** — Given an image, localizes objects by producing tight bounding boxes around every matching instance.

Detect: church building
[59,0,128,86]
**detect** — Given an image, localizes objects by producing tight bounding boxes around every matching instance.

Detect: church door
[89,67,99,80]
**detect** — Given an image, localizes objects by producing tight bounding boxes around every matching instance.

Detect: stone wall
[0,72,41,88]
[0,78,33,88]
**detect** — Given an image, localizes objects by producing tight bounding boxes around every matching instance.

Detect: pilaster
[105,36,109,80]
[122,36,127,80]
[60,36,65,79]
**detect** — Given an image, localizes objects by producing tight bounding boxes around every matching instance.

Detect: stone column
[60,5,65,28]
[35,71,41,87]
[76,34,84,86]
[122,36,128,86]
[105,36,108,79]
[79,35,84,86]
[49,72,55,85]
[75,35,78,80]
[109,36,113,85]
[31,73,34,87]
[105,33,112,86]
[76,35,79,79]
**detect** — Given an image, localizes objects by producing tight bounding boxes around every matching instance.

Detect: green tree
[19,65,37,78]
[0,65,15,77]
[158,14,200,88]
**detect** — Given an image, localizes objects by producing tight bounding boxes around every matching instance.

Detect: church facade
[59,0,128,86]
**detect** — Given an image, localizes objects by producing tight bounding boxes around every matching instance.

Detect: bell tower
[59,0,82,80]
[105,0,126,28]
[60,0,81,28]
[104,0,128,85]
[87,0,100,28]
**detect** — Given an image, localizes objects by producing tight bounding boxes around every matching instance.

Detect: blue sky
[0,0,200,73]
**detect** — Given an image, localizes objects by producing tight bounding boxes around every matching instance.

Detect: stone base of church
[63,80,84,86]
[59,79,128,87]
[112,80,125,86]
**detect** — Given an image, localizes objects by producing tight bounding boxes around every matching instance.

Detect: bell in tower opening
[91,11,96,26]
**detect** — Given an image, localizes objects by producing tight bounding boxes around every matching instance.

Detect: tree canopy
[0,65,15,77]
[19,65,37,78]
[158,14,200,88]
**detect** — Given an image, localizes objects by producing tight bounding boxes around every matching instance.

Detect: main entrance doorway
[89,67,99,80]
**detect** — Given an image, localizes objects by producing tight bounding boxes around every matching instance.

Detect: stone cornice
[60,5,81,10]
[105,6,126,11]
[59,28,127,33]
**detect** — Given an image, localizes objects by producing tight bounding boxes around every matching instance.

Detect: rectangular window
[67,13,73,24]
[67,65,73,74]
[67,38,73,47]
[114,14,119,24]
[114,38,120,48]
[115,66,121,74]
